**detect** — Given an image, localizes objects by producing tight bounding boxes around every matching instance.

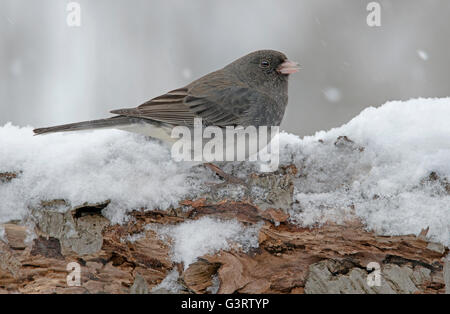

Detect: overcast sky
[1,0,449,136]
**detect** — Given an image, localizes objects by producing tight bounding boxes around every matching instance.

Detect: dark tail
[33,116,135,135]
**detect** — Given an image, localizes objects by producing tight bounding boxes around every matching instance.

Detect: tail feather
[33,116,136,135]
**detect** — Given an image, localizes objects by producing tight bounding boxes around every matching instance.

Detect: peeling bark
[0,166,448,294]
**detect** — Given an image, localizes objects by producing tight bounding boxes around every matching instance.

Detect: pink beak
[277,60,300,75]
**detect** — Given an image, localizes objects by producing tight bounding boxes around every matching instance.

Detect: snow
[417,50,429,61]
[0,225,5,243]
[10,59,23,77]
[206,275,220,294]
[121,232,145,244]
[280,97,450,245]
[0,126,209,225]
[148,217,261,268]
[151,269,184,293]
[182,68,192,80]
[322,87,342,103]
[0,96,449,253]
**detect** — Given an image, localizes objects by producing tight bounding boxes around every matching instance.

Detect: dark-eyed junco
[34,50,299,137]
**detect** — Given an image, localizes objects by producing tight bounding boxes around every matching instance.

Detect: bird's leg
[203,163,246,185]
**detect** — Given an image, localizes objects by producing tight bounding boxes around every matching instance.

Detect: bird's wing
[110,72,272,127]
[110,87,196,126]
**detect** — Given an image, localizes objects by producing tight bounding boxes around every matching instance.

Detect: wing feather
[110,73,275,127]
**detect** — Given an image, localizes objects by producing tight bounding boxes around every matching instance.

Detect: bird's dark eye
[260,60,270,68]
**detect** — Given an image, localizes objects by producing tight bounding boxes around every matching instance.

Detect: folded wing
[110,71,274,127]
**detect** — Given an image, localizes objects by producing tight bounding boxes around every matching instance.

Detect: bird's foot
[203,163,246,186]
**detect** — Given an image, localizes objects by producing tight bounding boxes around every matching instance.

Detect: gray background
[1,0,449,136]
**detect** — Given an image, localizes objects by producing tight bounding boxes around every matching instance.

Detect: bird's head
[226,50,300,90]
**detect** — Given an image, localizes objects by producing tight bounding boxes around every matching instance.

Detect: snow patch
[149,217,261,268]
[121,232,145,244]
[151,269,184,293]
[0,225,6,243]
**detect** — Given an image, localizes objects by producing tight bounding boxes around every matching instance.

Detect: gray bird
[34,50,299,173]
[34,50,299,136]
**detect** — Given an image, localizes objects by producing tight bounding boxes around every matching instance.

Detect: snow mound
[149,217,261,268]
[280,97,450,245]
[0,125,208,224]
